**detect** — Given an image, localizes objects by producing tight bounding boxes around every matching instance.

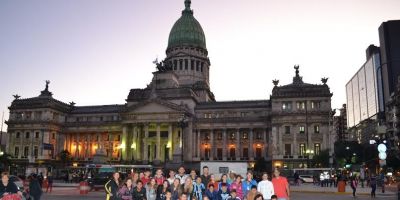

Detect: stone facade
[5,1,333,173]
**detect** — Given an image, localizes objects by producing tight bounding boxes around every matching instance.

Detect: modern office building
[379,20,400,104]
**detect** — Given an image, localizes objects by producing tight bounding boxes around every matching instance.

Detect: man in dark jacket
[29,175,43,200]
[132,180,147,200]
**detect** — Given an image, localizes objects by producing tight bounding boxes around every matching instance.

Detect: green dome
[167,1,206,50]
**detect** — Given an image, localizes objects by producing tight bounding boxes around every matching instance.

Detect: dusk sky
[1,0,400,130]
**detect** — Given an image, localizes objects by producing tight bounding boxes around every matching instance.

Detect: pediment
[127,99,187,114]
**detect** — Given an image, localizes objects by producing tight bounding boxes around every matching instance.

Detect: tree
[0,153,12,172]
[254,157,268,172]
[58,150,71,167]
[312,149,330,167]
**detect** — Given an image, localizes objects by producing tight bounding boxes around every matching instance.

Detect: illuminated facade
[5,0,333,173]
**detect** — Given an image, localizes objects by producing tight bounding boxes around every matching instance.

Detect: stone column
[88,134,92,158]
[122,126,127,160]
[77,133,80,158]
[263,129,267,158]
[132,126,137,160]
[197,130,201,159]
[155,123,161,162]
[222,129,227,161]
[293,128,297,156]
[210,129,214,160]
[278,127,283,156]
[249,128,254,160]
[143,124,149,162]
[236,129,240,160]
[168,124,173,161]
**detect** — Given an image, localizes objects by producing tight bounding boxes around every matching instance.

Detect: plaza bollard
[79,181,90,195]
[337,180,346,192]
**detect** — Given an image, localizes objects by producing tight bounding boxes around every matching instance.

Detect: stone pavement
[290,183,397,197]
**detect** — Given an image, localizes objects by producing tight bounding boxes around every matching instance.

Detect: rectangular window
[217,148,222,160]
[311,101,321,109]
[256,147,262,159]
[256,132,262,139]
[314,143,321,155]
[229,133,235,140]
[174,60,177,70]
[217,132,222,140]
[284,144,291,156]
[52,133,56,139]
[179,60,183,70]
[243,148,249,159]
[14,147,19,157]
[191,60,194,70]
[16,132,20,139]
[299,143,306,156]
[297,101,306,110]
[24,146,29,157]
[285,126,291,134]
[35,132,39,138]
[282,102,292,111]
[204,133,210,140]
[34,146,38,158]
[25,132,30,139]
[242,132,248,139]
[185,59,188,70]
[299,126,305,134]
[314,125,320,133]
[200,62,204,72]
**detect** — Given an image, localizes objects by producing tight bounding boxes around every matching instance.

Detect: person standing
[0,172,23,199]
[218,174,230,191]
[37,172,44,188]
[205,184,219,200]
[242,171,257,198]
[105,172,121,200]
[350,176,357,198]
[118,178,134,200]
[257,172,274,200]
[193,177,205,200]
[146,178,158,200]
[29,174,43,200]
[156,180,170,200]
[271,168,290,200]
[218,183,230,200]
[167,170,176,185]
[154,169,166,186]
[370,173,377,198]
[246,185,261,200]
[201,166,211,187]
[133,180,147,200]
[229,175,243,200]
[189,169,197,181]
[170,179,182,200]
[175,166,188,185]
[46,172,53,193]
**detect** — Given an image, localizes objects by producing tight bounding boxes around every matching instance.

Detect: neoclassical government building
[6,0,333,173]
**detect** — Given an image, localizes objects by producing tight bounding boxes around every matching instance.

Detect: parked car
[299,175,314,183]
[9,175,24,191]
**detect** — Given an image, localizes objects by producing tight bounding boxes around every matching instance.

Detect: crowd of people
[0,172,43,200]
[104,166,290,200]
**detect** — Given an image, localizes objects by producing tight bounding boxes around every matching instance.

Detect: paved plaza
[40,184,398,200]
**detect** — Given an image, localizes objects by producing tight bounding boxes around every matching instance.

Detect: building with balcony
[5,0,333,174]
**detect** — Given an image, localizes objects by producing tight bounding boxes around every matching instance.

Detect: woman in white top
[257,172,274,200]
